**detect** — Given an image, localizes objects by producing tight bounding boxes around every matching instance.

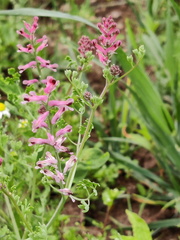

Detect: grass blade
[116,48,180,172]
[0,8,97,29]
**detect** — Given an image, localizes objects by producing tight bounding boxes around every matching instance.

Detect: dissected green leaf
[102,188,125,207]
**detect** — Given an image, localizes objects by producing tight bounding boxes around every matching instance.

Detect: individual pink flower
[43,76,59,94]
[78,35,95,57]
[29,132,55,146]
[54,136,70,153]
[40,169,56,180]
[29,132,71,154]
[0,158,3,166]
[32,111,49,133]
[48,99,74,107]
[18,61,37,73]
[36,56,58,72]
[63,155,77,174]
[16,28,31,40]
[22,79,38,85]
[36,56,50,65]
[17,44,34,53]
[35,151,57,169]
[51,108,67,125]
[59,188,73,195]
[36,35,48,52]
[36,35,47,43]
[56,125,72,137]
[22,91,48,104]
[48,99,74,124]
[59,188,75,202]
[92,16,121,65]
[54,170,65,184]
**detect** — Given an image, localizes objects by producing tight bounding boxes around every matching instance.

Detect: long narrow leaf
[116,48,180,171]
[111,151,170,190]
[0,8,97,29]
[149,218,180,229]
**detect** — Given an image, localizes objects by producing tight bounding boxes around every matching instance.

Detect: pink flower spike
[35,151,58,169]
[17,44,34,53]
[22,91,48,104]
[44,76,59,94]
[23,79,38,85]
[92,16,121,65]
[17,28,31,40]
[32,111,49,133]
[63,155,77,174]
[54,170,65,184]
[18,61,37,73]
[56,125,72,137]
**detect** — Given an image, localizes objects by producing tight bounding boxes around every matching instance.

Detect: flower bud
[110,64,122,76]
[84,91,92,101]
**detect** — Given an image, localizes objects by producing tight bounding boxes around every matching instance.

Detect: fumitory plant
[0,15,144,238]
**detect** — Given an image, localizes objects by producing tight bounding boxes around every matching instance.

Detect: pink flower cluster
[78,36,95,57]
[78,16,121,66]
[17,17,58,74]
[17,17,76,199]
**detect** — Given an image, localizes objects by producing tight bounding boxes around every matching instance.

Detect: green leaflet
[125,210,152,240]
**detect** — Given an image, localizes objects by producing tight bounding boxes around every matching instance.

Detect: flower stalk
[12,15,143,235]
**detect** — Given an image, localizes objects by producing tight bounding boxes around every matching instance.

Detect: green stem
[0,208,11,224]
[2,188,32,232]
[4,194,21,240]
[46,196,66,229]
